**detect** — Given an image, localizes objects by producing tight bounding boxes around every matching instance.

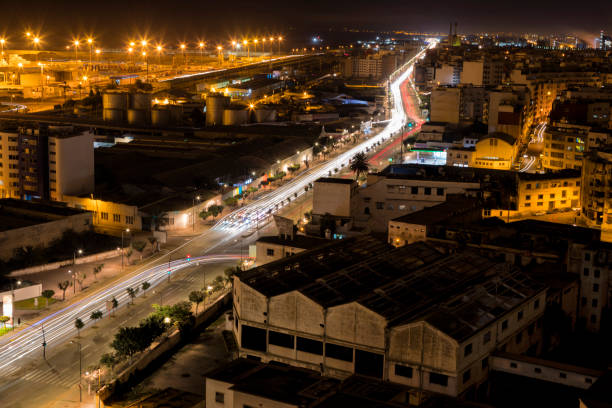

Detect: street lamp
[22,321,47,359]
[87,38,93,68]
[121,228,130,271]
[33,36,41,61]
[180,43,186,65]
[217,46,223,64]
[253,38,258,55]
[71,340,83,403]
[73,248,83,265]
[198,41,205,66]
[156,45,163,64]
[95,48,101,64]
[243,40,249,58]
[142,51,148,82]
[73,40,79,62]
[192,195,201,231]
[277,36,283,55]
[0,38,5,58]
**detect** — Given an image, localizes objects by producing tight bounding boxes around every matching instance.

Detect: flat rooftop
[315,177,356,185]
[391,196,480,226]
[257,234,327,250]
[0,199,86,232]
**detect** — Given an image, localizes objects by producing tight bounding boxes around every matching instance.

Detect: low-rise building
[0,199,92,261]
[515,170,581,215]
[255,234,327,265]
[233,236,547,398]
[63,194,142,235]
[446,147,474,167]
[388,196,482,247]
[472,132,518,171]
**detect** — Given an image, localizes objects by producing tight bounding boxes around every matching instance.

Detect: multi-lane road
[0,44,430,404]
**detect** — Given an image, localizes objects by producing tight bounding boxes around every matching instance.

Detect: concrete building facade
[233,237,547,398]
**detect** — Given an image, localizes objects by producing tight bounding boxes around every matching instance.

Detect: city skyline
[0,0,610,48]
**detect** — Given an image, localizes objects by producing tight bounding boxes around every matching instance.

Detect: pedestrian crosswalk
[20,368,76,388]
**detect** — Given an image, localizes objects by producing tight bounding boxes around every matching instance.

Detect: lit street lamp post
[193,195,200,231]
[121,228,130,271]
[71,340,82,403]
[22,321,46,359]
[142,51,148,82]
[87,38,93,68]
[73,40,79,63]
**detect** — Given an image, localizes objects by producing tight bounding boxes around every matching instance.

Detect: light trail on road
[0,254,240,374]
[214,46,430,231]
[0,43,431,382]
[520,122,546,173]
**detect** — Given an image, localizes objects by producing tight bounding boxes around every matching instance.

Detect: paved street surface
[0,260,234,408]
[0,45,430,407]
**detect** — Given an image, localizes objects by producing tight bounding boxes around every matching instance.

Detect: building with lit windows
[233,236,547,398]
[472,132,518,170]
[516,170,582,215]
[542,123,610,171]
[0,124,93,201]
[581,148,612,241]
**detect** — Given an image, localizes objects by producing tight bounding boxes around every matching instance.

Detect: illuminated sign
[2,295,12,326]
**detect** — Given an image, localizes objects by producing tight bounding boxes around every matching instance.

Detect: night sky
[0,0,609,47]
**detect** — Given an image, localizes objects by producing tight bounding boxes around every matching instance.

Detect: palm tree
[189,290,205,315]
[142,281,151,297]
[111,297,118,316]
[350,152,369,180]
[90,310,103,327]
[75,318,84,337]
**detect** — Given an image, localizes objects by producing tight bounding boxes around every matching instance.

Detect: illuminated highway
[0,43,430,389]
[215,46,430,231]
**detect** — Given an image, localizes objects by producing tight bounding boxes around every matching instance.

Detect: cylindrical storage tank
[169,105,183,123]
[103,108,124,122]
[127,109,147,126]
[205,94,230,126]
[130,92,152,110]
[103,92,127,110]
[254,108,277,123]
[223,108,248,126]
[151,108,171,127]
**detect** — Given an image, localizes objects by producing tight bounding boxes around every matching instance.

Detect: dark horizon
[0,0,609,48]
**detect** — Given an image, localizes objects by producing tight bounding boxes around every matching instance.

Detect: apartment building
[430,87,461,124]
[581,148,612,239]
[541,123,611,171]
[578,242,612,332]
[233,236,547,398]
[516,170,582,215]
[0,124,93,201]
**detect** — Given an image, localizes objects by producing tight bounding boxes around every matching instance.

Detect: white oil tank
[254,108,277,123]
[205,94,230,126]
[223,108,248,126]
[127,108,147,126]
[103,108,124,122]
[151,108,171,127]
